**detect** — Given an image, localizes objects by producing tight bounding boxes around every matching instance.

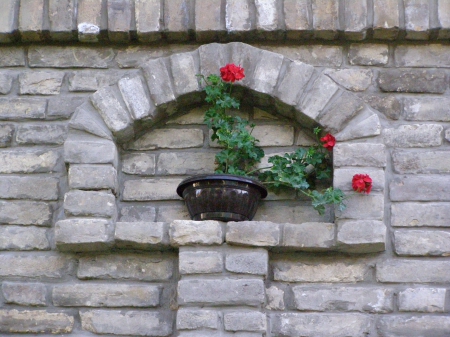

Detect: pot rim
[176,173,268,199]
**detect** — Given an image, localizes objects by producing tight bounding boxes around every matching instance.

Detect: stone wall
[0,1,450,336]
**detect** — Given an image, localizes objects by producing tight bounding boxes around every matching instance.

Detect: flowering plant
[352,174,373,194]
[197,63,345,215]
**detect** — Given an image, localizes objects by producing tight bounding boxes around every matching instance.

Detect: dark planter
[176,174,268,222]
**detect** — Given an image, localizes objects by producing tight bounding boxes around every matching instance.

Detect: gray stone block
[349,43,389,66]
[252,125,294,146]
[335,111,381,141]
[325,69,373,92]
[114,222,168,249]
[250,50,284,95]
[77,0,103,42]
[178,278,265,306]
[393,150,450,174]
[179,248,223,274]
[0,176,59,201]
[398,288,447,313]
[255,0,278,33]
[254,204,331,224]
[64,132,118,166]
[0,200,52,226]
[438,0,450,39]
[18,0,44,41]
[70,101,113,140]
[274,60,314,106]
[336,193,384,221]
[16,124,68,145]
[390,176,450,201]
[170,52,200,97]
[47,96,85,119]
[384,124,443,148]
[118,76,155,120]
[64,190,116,218]
[283,0,311,39]
[404,0,430,40]
[122,153,156,175]
[344,0,368,40]
[135,0,162,42]
[48,0,76,40]
[55,218,113,252]
[0,149,60,173]
[68,70,126,92]
[373,0,399,40]
[78,253,174,281]
[0,255,74,278]
[391,202,450,227]
[0,226,50,251]
[225,0,253,33]
[123,178,182,201]
[0,0,18,43]
[0,98,46,120]
[364,95,400,120]
[394,229,450,256]
[378,69,447,93]
[107,0,132,42]
[266,285,285,310]
[283,222,335,249]
[164,0,192,41]
[53,283,161,307]
[176,308,219,330]
[68,164,118,191]
[119,204,157,222]
[0,309,74,334]
[404,97,450,122]
[224,311,267,332]
[293,286,394,313]
[0,124,14,147]
[334,167,385,192]
[311,0,339,40]
[2,282,47,306]
[195,0,224,41]
[226,221,280,247]
[127,128,204,150]
[225,248,268,276]
[0,73,14,94]
[377,315,450,337]
[198,43,230,79]
[376,260,450,283]
[170,220,223,246]
[141,57,176,106]
[80,310,172,336]
[334,143,386,167]
[337,220,386,253]
[0,48,25,67]
[157,204,190,222]
[157,152,216,175]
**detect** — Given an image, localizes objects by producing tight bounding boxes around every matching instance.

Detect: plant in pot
[176,64,346,221]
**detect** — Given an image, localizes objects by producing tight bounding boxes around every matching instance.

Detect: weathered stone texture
[343,0,368,40]
[49,0,76,40]
[19,71,65,95]
[0,255,73,278]
[396,44,450,67]
[0,98,46,120]
[337,220,386,253]
[325,69,373,91]
[127,128,204,150]
[393,150,450,174]
[123,178,182,201]
[224,311,267,332]
[69,164,117,191]
[394,230,450,256]
[264,45,343,67]
[334,167,384,192]
[0,200,52,226]
[390,176,450,201]
[179,248,223,274]
[373,0,399,39]
[119,204,157,222]
[64,190,116,218]
[0,176,59,201]
[107,0,132,42]
[115,221,167,249]
[0,124,14,147]
[16,124,68,145]
[391,202,450,227]
[334,143,386,167]
[157,152,216,175]
[170,220,223,246]
[383,124,443,148]
[2,282,47,306]
[0,0,18,43]
[0,225,50,250]
[378,69,447,93]
[18,0,45,41]
[64,133,118,165]
[135,0,162,41]
[404,0,430,40]
[377,260,450,283]
[377,315,450,337]
[227,221,280,247]
[176,308,219,330]
[311,0,339,40]
[47,96,85,119]
[225,248,268,275]
[77,0,103,42]
[336,193,384,220]
[398,288,447,312]
[0,149,60,173]
[0,310,74,334]
[364,95,401,120]
[0,73,14,94]
[404,97,450,121]
[283,222,335,249]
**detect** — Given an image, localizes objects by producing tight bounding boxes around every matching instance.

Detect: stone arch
[58,42,386,253]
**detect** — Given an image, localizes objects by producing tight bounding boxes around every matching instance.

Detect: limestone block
[404,0,430,40]
[0,226,50,250]
[255,0,278,31]
[335,112,381,141]
[0,255,74,278]
[364,95,400,120]
[170,220,223,246]
[0,149,60,173]
[47,96,85,119]
[2,282,47,306]
[0,98,46,120]
[224,311,267,332]
[123,178,182,201]
[293,286,394,313]
[438,0,450,38]
[226,221,280,247]
[0,176,59,201]
[393,150,450,174]
[127,128,204,150]
[336,193,384,221]
[157,152,216,175]
[122,153,156,175]
[77,0,103,42]
[378,69,447,93]
[311,0,339,40]
[68,70,123,92]
[349,43,389,66]
[377,316,450,336]
[225,248,268,276]
[141,57,176,106]
[373,0,399,40]
[283,0,311,39]
[394,230,450,256]
[179,248,223,274]
[250,50,284,94]
[229,43,262,87]
[252,125,294,146]
[78,253,174,281]
[16,124,68,145]
[118,76,155,120]
[398,288,447,312]
[176,308,219,330]
[344,0,368,40]
[265,45,343,67]
[114,222,168,249]
[0,310,74,334]
[266,285,285,310]
[69,164,117,191]
[164,0,192,41]
[64,132,118,166]
[157,204,190,222]
[404,97,450,121]
[283,222,335,249]
[49,0,76,40]
[18,0,44,41]
[325,69,373,91]
[198,43,231,79]
[70,102,113,140]
[178,278,265,306]
[0,124,14,147]
[390,176,450,201]
[64,190,116,218]
[135,0,162,42]
[119,204,157,222]
[107,0,132,42]
[0,73,14,94]
[170,52,200,97]
[274,60,314,106]
[385,124,443,148]
[53,284,161,307]
[334,143,386,167]
[195,0,224,41]
[376,260,450,282]
[391,202,450,227]
[225,0,253,33]
[0,0,18,43]
[0,200,52,226]
[337,220,386,253]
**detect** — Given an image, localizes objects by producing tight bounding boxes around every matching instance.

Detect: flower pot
[176,174,268,222]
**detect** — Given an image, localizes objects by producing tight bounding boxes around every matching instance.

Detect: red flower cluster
[320,133,336,151]
[220,64,245,83]
[352,174,372,194]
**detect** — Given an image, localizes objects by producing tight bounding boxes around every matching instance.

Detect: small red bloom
[352,174,373,194]
[220,64,245,83]
[320,133,336,151]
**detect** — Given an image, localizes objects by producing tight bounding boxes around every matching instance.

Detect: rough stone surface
[325,69,373,91]
[377,260,450,283]
[225,248,268,275]
[0,200,52,226]
[0,73,14,94]
[0,310,74,334]
[266,285,285,310]
[69,164,117,191]
[398,288,447,313]
[404,97,450,121]
[123,178,182,201]
[122,153,156,175]
[364,95,401,120]
[404,0,430,40]
[311,0,339,40]
[265,45,343,67]
[0,149,60,173]
[337,220,386,253]
[2,282,47,306]
[378,69,447,93]
[0,176,59,201]
[224,311,267,332]
[176,308,219,330]
[226,221,280,247]
[274,60,314,106]
[283,222,335,249]
[16,124,67,145]
[377,315,450,337]
[0,124,14,147]
[0,98,46,120]
[127,128,204,150]
[390,176,450,201]
[115,222,168,249]
[170,220,223,246]
[334,143,386,167]
[64,132,118,166]
[179,248,223,274]
[396,45,450,67]
[391,202,450,227]
[157,152,216,175]
[19,71,65,95]
[118,76,154,120]
[47,96,85,119]
[373,0,399,39]
[393,150,450,174]
[336,193,384,220]
[119,204,157,222]
[252,125,294,146]
[64,190,116,218]
[394,230,450,256]
[0,225,50,250]
[0,255,74,278]
[383,124,443,148]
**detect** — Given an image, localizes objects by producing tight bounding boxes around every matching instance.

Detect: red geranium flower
[220,64,245,83]
[320,133,336,151]
[352,174,372,194]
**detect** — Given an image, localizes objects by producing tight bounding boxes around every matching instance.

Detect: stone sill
[55,219,386,254]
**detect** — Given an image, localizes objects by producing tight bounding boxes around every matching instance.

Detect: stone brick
[337,220,386,253]
[334,167,384,192]
[2,282,47,306]
[250,50,284,95]
[170,220,223,246]
[252,125,294,146]
[107,0,132,42]
[377,315,450,337]
[55,219,112,252]
[157,204,190,222]
[326,69,373,92]
[0,73,14,94]
[398,288,447,312]
[273,256,370,282]
[226,221,280,247]
[391,202,450,227]
[0,47,25,67]
[18,0,44,41]
[283,0,311,39]
[274,60,314,106]
[344,0,368,40]
[16,124,67,145]
[119,204,157,222]
[157,152,216,175]
[390,176,450,201]
[47,96,85,119]
[164,0,192,40]
[0,149,60,173]
[225,0,253,33]
[64,132,118,166]
[395,44,450,67]
[179,248,223,274]
[224,311,266,332]
[78,253,173,281]
[53,283,160,307]
[225,248,268,276]
[266,285,285,310]
[0,226,50,250]
[384,124,443,148]
[198,43,230,79]
[283,222,335,249]
[0,310,74,334]
[176,308,219,330]
[334,143,386,167]
[80,310,172,336]
[404,0,430,40]
[336,193,384,220]
[135,0,162,42]
[123,178,182,201]
[438,0,450,39]
[119,76,155,120]
[0,98,46,120]
[364,95,401,120]
[115,222,168,249]
[373,0,399,39]
[0,0,18,43]
[141,57,176,106]
[195,0,223,41]
[69,164,118,191]
[178,278,265,306]
[273,313,372,337]
[393,150,450,174]
[377,260,450,283]
[293,286,394,313]
[394,229,450,256]
[28,46,114,68]
[68,70,126,92]
[70,101,114,140]
[298,74,339,121]
[349,43,389,66]
[0,176,58,201]
[404,97,450,122]
[255,0,278,33]
[265,45,343,67]
[334,111,381,141]
[170,52,200,98]
[311,0,339,40]
[378,69,447,94]
[127,128,203,150]
[49,0,76,40]
[0,124,14,147]
[0,200,52,226]
[64,190,116,218]
[0,255,74,278]
[77,0,103,42]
